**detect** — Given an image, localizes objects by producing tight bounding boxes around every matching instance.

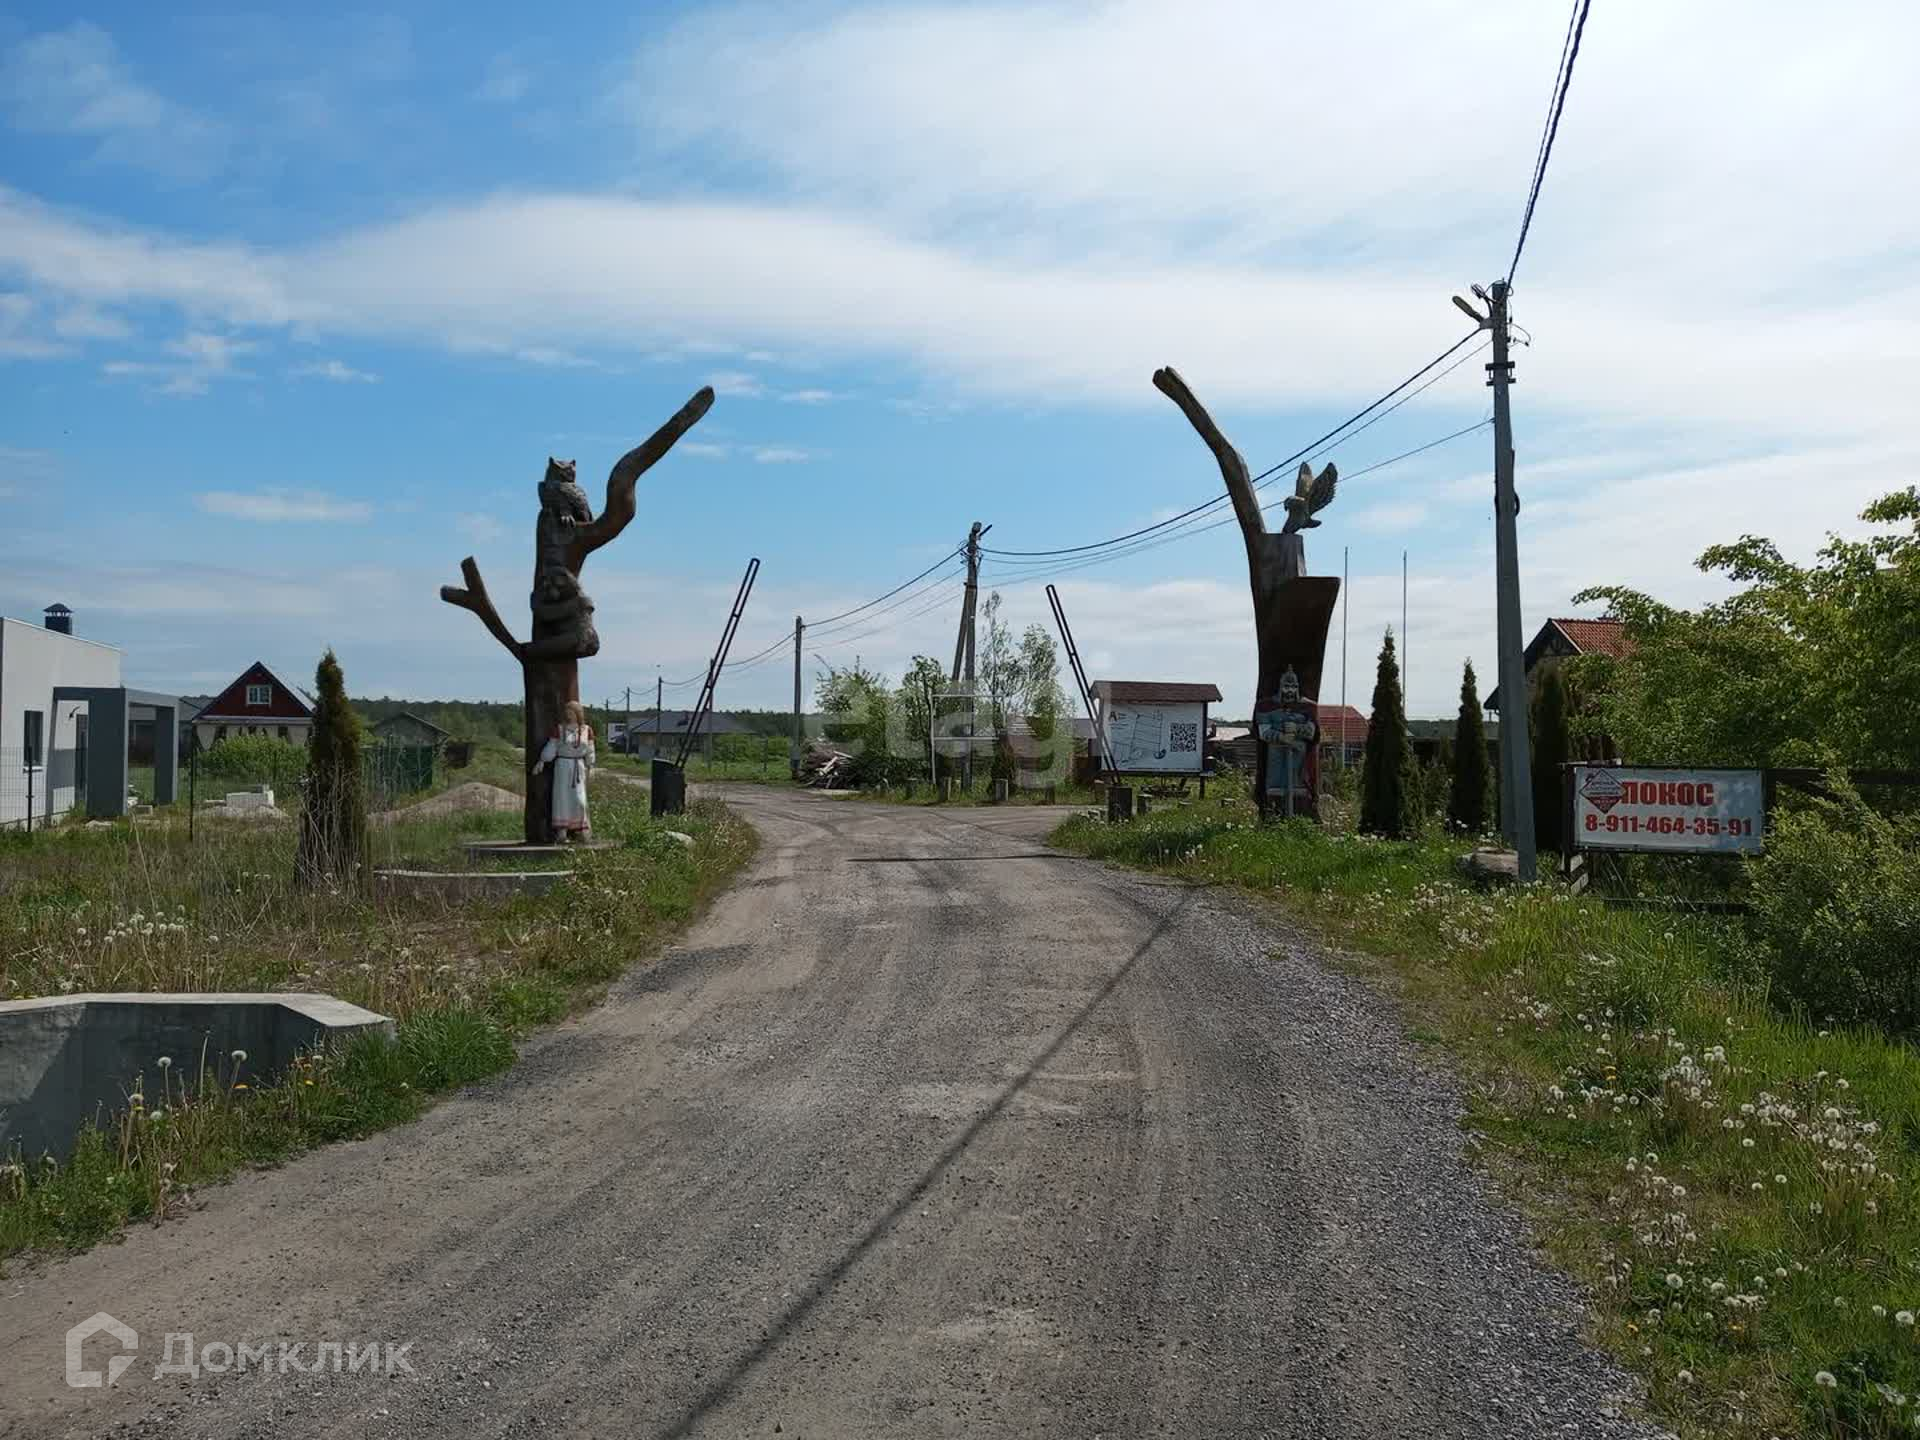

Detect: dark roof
[44,602,71,614]
[373,710,452,739]
[1486,617,1631,710]
[193,662,316,723]
[622,709,756,735]
[1093,681,1224,705]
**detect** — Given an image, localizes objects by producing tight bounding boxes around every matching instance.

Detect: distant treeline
[339,699,822,744]
[354,697,524,744]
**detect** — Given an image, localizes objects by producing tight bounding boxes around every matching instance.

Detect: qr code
[1169,722,1199,753]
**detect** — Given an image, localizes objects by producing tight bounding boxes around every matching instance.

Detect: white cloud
[1352,501,1429,534]
[752,446,813,464]
[679,441,731,459]
[196,489,372,522]
[293,358,378,383]
[780,388,840,405]
[103,330,255,395]
[0,22,228,179]
[707,370,764,397]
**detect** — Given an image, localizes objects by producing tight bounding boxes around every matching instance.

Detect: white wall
[193,718,313,750]
[0,618,123,826]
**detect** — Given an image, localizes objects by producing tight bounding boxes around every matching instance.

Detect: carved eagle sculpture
[1280,461,1338,534]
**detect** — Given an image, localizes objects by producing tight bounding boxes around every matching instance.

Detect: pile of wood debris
[798,745,854,788]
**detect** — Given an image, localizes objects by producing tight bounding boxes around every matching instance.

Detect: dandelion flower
[231,1049,247,1063]
[1666,1273,1684,1290]
[1677,1369,1693,1383]
[156,1055,172,1070]
[1901,1312,1917,1327]
[1815,1370,1838,1389]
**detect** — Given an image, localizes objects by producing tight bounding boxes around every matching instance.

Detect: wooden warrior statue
[1152,367,1341,820]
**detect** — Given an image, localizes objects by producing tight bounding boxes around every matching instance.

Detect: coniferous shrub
[1531,662,1572,853]
[1359,629,1412,838]
[1448,660,1492,835]
[296,650,369,889]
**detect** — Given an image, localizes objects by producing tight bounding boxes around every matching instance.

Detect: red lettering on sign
[1699,782,1715,805]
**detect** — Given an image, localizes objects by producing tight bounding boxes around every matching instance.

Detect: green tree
[1574,487,1920,769]
[296,650,368,889]
[1530,661,1572,852]
[976,591,1019,737]
[1359,629,1412,838]
[1447,659,1491,834]
[894,655,947,777]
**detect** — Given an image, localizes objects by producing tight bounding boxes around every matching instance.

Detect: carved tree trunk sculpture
[441,386,714,843]
[1152,368,1340,815]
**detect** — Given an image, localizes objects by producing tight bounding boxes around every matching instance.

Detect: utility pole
[1464,280,1538,880]
[950,521,988,791]
[1402,549,1409,717]
[654,672,663,763]
[790,614,804,777]
[623,685,631,756]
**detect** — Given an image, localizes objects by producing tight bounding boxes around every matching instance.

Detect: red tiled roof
[1550,617,1631,658]
[1094,681,1224,704]
[1315,704,1370,743]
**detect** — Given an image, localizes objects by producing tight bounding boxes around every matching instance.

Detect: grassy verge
[0,778,755,1261]
[1052,797,1920,1440]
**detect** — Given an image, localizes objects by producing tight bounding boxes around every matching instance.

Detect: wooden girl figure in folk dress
[532,700,596,841]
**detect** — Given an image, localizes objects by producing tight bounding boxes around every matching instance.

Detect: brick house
[191,662,314,749]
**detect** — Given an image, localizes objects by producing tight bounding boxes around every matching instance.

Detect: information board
[1100,702,1205,774]
[1571,765,1765,854]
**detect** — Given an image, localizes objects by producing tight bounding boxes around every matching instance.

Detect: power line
[982,330,1482,559]
[985,416,1492,589]
[1509,0,1593,282]
[805,546,965,628]
[805,557,965,640]
[981,348,1490,578]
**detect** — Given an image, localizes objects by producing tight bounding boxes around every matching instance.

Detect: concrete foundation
[0,992,393,1163]
[374,868,574,901]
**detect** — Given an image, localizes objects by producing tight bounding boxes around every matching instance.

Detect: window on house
[278,726,290,741]
[245,683,272,706]
[215,725,228,743]
[23,710,44,769]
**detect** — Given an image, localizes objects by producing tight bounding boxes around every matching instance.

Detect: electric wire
[980,329,1482,559]
[1509,0,1593,282]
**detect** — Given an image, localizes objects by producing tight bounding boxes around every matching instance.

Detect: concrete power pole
[654,673,663,763]
[1485,281,1537,879]
[950,521,987,791]
[791,614,804,777]
[623,685,631,755]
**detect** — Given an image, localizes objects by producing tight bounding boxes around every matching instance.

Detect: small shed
[372,711,452,749]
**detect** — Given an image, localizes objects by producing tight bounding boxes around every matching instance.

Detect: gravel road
[0,788,1663,1439]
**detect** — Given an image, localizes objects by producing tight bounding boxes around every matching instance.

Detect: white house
[0,605,123,826]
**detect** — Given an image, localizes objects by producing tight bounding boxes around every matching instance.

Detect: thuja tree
[296,649,368,888]
[439,387,714,842]
[1530,661,1572,852]
[1360,629,1411,838]
[1448,659,1491,834]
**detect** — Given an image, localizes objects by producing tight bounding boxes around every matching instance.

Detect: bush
[194,736,306,790]
[1746,792,1920,1033]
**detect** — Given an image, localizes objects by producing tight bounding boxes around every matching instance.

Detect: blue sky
[3,1,1916,717]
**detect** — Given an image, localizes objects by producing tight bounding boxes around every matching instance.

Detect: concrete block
[0,993,393,1164]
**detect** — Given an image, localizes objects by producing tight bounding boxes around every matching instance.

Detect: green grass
[0,778,756,1262]
[1052,797,1920,1440]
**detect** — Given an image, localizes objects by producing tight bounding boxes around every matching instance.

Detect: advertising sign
[1101,702,1205,774]
[1571,766,1766,854]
